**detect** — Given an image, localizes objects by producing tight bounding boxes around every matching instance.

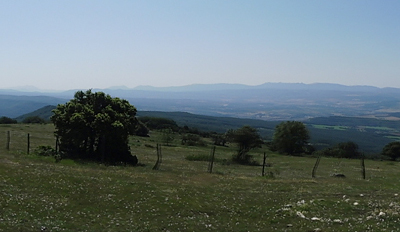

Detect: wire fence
[2,130,56,154]
[1,129,368,179]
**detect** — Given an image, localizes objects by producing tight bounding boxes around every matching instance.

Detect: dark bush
[313,141,361,159]
[34,145,57,156]
[124,155,138,166]
[0,116,17,124]
[181,133,207,146]
[381,141,400,161]
[185,154,211,161]
[232,153,259,166]
[22,116,46,124]
[139,116,179,131]
[134,120,149,137]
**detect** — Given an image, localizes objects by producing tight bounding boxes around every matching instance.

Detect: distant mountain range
[0,95,66,118]
[2,82,400,120]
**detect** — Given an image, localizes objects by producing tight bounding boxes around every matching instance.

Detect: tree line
[4,90,400,165]
[0,116,46,124]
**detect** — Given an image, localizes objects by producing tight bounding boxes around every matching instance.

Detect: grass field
[1,124,400,232]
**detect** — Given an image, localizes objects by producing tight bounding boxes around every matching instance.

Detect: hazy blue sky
[1,1,399,90]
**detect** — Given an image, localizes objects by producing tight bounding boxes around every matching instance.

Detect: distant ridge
[0,95,66,118]
[14,105,57,122]
[1,82,397,94]
[133,83,253,92]
[1,82,400,120]
[132,82,384,92]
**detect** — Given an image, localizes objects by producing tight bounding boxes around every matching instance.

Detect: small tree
[336,141,361,158]
[229,126,263,164]
[272,121,310,155]
[161,128,175,146]
[134,119,150,137]
[51,90,139,165]
[211,133,227,146]
[382,141,400,161]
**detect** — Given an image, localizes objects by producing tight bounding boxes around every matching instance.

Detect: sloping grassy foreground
[1,124,400,231]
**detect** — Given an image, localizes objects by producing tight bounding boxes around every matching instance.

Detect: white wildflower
[296,211,306,219]
[297,200,305,206]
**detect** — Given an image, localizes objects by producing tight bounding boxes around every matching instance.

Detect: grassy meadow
[1,124,400,231]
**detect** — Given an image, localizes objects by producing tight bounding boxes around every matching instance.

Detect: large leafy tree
[382,141,400,161]
[272,121,310,155]
[227,126,263,164]
[51,90,140,165]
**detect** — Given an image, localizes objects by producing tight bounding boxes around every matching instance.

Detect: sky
[1,1,399,90]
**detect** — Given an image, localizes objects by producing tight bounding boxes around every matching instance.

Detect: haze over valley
[2,82,400,121]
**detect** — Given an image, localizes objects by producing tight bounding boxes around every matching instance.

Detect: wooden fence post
[27,133,30,154]
[153,144,162,170]
[159,144,162,168]
[262,152,267,176]
[312,156,321,178]
[6,131,10,150]
[361,155,366,180]
[208,146,216,173]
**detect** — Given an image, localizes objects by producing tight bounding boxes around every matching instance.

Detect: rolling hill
[14,105,399,155]
[14,105,57,122]
[0,94,67,118]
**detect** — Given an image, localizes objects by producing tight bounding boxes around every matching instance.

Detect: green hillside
[15,107,400,155]
[137,111,279,136]
[0,95,66,118]
[15,105,57,122]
